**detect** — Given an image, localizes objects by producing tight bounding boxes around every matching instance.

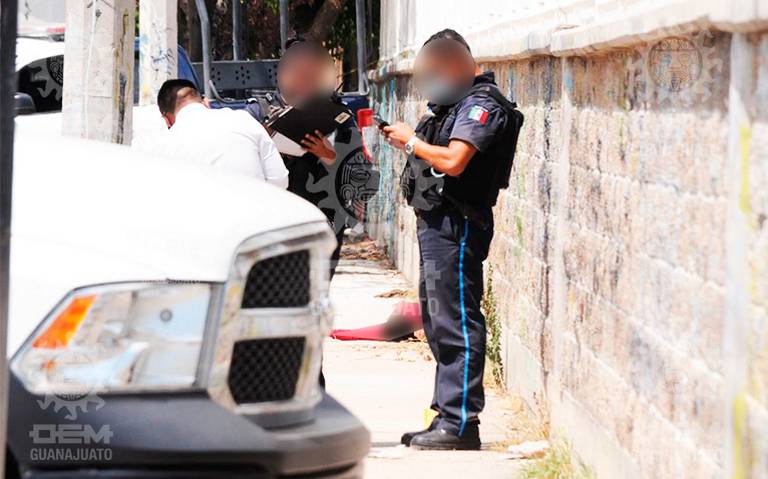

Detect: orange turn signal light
[32,295,96,349]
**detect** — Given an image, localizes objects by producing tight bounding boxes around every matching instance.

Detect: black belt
[417,194,491,230]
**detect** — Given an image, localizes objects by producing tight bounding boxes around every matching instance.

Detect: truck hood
[15,37,65,72]
[8,131,326,354]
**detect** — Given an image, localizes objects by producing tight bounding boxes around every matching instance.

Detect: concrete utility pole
[139,0,178,105]
[62,0,136,144]
[0,0,18,475]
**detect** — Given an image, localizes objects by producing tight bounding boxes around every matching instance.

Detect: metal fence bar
[355,0,368,94]
[195,0,213,98]
[279,0,289,52]
[232,0,244,60]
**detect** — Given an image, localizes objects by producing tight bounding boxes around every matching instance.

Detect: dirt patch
[343,340,433,362]
[483,386,549,450]
[375,288,414,298]
[340,237,389,262]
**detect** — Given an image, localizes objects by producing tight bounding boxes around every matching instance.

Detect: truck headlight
[11,281,220,395]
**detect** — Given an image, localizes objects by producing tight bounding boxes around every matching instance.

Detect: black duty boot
[400,416,439,447]
[410,426,481,451]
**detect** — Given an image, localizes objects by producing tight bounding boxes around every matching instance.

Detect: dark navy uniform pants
[417,208,493,436]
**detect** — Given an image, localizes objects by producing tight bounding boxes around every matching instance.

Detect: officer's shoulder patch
[467,105,489,125]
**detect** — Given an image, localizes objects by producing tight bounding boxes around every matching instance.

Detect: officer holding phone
[382,29,523,451]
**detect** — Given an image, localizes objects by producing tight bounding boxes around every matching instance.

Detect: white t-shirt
[163,103,288,188]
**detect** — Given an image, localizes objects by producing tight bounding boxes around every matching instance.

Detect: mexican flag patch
[467,105,489,124]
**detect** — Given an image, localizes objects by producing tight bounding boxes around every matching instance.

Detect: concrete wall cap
[374,0,768,77]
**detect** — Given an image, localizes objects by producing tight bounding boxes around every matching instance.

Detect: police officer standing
[382,29,522,450]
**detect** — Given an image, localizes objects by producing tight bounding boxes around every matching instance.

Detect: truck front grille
[227,337,306,404]
[241,250,310,308]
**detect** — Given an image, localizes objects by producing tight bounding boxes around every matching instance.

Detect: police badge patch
[467,105,488,124]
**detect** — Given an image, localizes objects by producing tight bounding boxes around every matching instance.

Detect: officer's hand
[301,130,336,163]
[382,122,415,150]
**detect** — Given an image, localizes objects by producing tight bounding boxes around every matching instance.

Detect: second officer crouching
[382,29,523,451]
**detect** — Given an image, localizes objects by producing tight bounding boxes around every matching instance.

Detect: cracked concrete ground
[324,250,525,478]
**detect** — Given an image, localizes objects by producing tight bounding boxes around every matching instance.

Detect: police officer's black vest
[401,81,524,223]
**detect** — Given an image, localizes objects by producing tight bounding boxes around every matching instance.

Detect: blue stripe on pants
[458,219,470,436]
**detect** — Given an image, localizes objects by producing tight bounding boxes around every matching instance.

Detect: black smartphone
[373,115,390,130]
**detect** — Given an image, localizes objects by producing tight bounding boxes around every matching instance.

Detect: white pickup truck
[6,36,369,479]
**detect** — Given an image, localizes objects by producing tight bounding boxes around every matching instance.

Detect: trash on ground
[506,440,550,459]
[368,445,407,459]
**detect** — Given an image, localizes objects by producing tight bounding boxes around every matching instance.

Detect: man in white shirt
[156,79,288,189]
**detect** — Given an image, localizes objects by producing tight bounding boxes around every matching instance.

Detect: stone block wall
[551,34,731,478]
[365,75,426,284]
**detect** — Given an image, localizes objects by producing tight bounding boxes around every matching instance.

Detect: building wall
[18,0,66,29]
[368,1,768,477]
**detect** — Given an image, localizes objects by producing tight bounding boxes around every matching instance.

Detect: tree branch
[305,0,344,43]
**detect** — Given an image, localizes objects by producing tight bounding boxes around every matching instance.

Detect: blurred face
[414,38,477,105]
[277,47,336,106]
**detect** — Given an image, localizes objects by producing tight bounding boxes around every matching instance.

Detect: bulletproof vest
[401,82,524,216]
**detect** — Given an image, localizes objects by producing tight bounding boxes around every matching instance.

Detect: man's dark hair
[157,79,199,114]
[423,29,472,53]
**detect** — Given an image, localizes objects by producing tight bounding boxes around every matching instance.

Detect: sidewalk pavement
[324,248,525,478]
